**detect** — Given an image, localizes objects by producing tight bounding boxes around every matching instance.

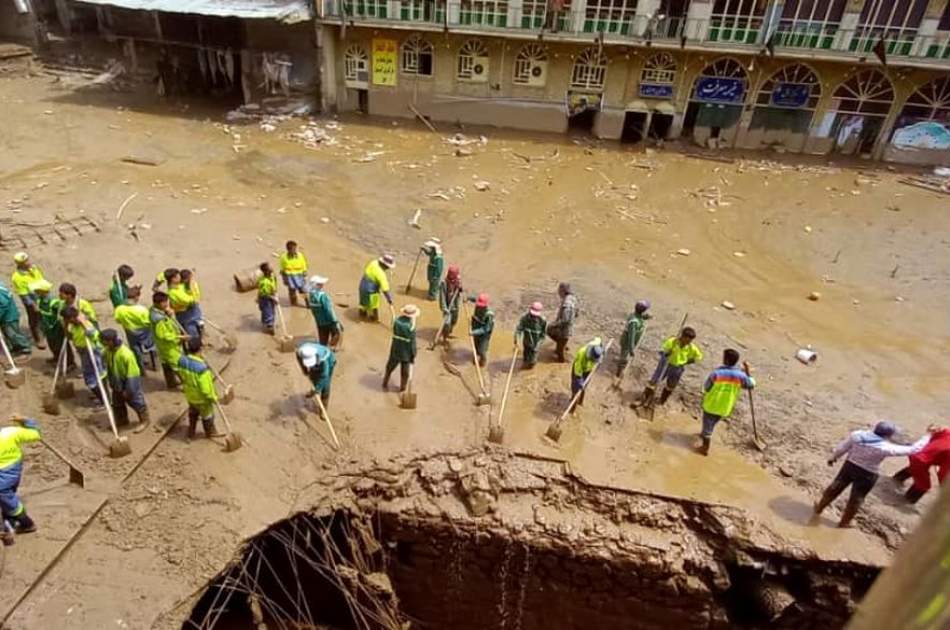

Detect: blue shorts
[285,273,306,292]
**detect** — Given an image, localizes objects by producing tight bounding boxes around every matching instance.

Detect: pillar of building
[507,0,523,29]
[633,0,660,37]
[387,0,400,19]
[912,0,948,55]
[684,0,712,42]
[569,0,588,33]
[832,0,863,50]
[758,0,784,45]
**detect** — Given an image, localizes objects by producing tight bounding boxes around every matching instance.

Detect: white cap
[309,275,328,285]
[298,344,318,368]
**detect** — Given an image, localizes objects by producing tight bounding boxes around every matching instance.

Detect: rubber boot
[658,386,675,405]
[202,418,220,438]
[1,521,14,547]
[905,486,925,504]
[555,339,567,363]
[187,418,198,440]
[163,364,180,390]
[136,407,151,429]
[837,498,861,528]
[696,437,711,456]
[893,467,912,483]
[289,291,298,307]
[90,387,106,408]
[398,363,409,393]
[632,385,655,409]
[113,399,130,427]
[13,512,36,534]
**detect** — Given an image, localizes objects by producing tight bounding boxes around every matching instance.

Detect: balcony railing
[322,0,950,65]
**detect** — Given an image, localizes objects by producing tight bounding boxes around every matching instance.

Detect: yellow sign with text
[372,38,397,87]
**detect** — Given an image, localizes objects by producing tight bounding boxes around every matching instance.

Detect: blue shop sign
[639,83,674,99]
[771,82,811,108]
[694,77,745,104]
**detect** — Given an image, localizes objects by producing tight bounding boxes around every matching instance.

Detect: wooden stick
[462,301,488,396]
[314,395,341,450]
[405,249,423,294]
[115,192,138,221]
[408,104,437,133]
[495,348,519,432]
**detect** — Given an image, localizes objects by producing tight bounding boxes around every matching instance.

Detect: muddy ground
[0,64,947,628]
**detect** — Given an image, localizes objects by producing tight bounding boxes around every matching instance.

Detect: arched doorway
[890,77,950,152]
[343,45,370,113]
[749,63,821,151]
[682,57,748,147]
[568,47,608,133]
[828,69,894,156]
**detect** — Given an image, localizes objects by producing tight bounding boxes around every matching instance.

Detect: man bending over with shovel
[0,415,40,546]
[101,329,151,429]
[178,337,220,440]
[296,341,336,408]
[636,326,702,409]
[62,306,106,405]
[568,338,605,415]
[383,304,419,392]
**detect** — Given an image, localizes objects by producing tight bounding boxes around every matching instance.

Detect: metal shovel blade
[42,393,61,416]
[476,392,491,406]
[224,431,244,452]
[4,369,24,389]
[488,423,504,444]
[55,380,75,399]
[277,335,295,353]
[109,436,132,458]
[545,422,563,442]
[221,384,235,405]
[68,467,86,488]
[400,390,417,409]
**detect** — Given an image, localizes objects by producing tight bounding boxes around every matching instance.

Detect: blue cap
[874,421,897,438]
[589,344,604,360]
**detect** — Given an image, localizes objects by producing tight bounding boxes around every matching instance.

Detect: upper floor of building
[317,0,950,69]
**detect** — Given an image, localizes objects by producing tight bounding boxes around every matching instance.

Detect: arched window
[570,47,607,91]
[401,35,434,76]
[755,63,820,109]
[700,56,747,79]
[900,77,950,122]
[457,39,489,81]
[343,45,369,87]
[640,52,676,85]
[832,69,894,115]
[513,43,548,86]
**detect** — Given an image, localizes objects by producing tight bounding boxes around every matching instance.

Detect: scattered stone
[895,296,905,302]
[473,180,491,192]
[733,251,746,258]
[676,248,691,256]
[721,301,736,310]
[807,292,821,301]
[320,217,330,224]
[803,225,812,233]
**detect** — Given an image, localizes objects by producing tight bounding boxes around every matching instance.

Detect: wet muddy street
[0,73,947,628]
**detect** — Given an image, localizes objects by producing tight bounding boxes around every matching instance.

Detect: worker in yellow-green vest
[11,252,46,349]
[359,254,395,321]
[568,337,605,415]
[33,279,70,366]
[636,326,703,408]
[114,285,156,372]
[166,268,201,342]
[697,350,755,456]
[101,329,150,429]
[62,305,107,405]
[178,337,220,439]
[0,415,41,546]
[279,240,308,307]
[57,282,98,329]
[151,291,184,390]
[257,262,278,334]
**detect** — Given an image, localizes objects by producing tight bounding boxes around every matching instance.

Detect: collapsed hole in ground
[186,505,878,630]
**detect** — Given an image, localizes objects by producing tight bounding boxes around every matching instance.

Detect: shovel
[400,364,417,409]
[744,362,766,451]
[43,341,70,415]
[274,301,295,353]
[405,249,422,294]
[313,395,341,449]
[207,362,235,405]
[40,440,86,488]
[489,348,519,444]
[546,339,613,442]
[203,318,238,352]
[85,343,131,458]
[461,302,490,406]
[0,332,25,389]
[213,401,243,452]
[633,313,688,421]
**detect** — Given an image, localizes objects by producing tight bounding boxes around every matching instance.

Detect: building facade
[314,0,950,163]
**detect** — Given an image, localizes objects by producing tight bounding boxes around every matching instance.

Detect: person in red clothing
[893,425,950,503]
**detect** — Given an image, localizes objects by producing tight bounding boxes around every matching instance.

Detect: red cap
[529,301,542,315]
[476,293,489,307]
[447,265,460,278]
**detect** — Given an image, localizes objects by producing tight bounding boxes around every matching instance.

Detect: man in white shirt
[814,421,932,528]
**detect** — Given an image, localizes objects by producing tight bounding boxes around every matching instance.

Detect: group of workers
[2,236,948,546]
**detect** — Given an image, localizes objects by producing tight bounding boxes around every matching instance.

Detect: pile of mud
[185,449,879,629]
